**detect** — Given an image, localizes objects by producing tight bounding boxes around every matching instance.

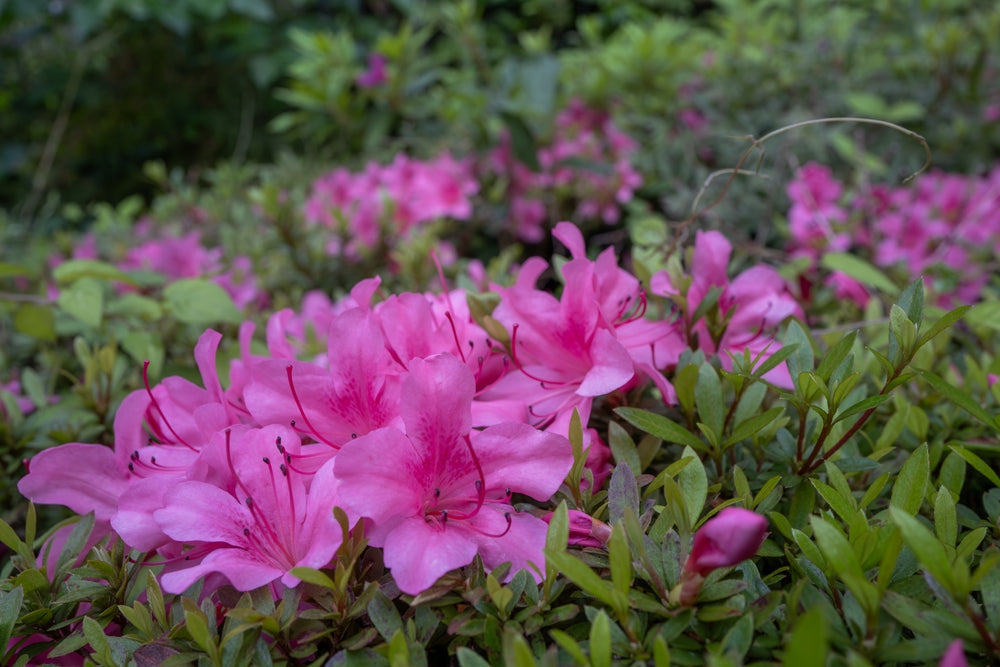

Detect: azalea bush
[3,1,1000,666]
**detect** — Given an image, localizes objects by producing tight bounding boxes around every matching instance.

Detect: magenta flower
[684,507,768,576]
[334,354,573,595]
[153,425,344,593]
[356,52,388,89]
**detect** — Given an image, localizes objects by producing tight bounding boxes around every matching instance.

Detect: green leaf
[896,278,925,328]
[457,647,495,667]
[725,407,784,447]
[608,525,632,599]
[500,111,540,171]
[890,443,929,515]
[948,444,1000,488]
[607,421,641,475]
[783,321,814,389]
[290,567,336,590]
[53,259,133,285]
[549,630,588,666]
[721,612,754,659]
[615,408,706,452]
[678,448,707,528]
[181,597,216,658]
[13,304,56,342]
[83,616,110,658]
[58,277,104,328]
[922,371,998,428]
[367,590,403,642]
[811,480,858,528]
[916,305,970,348]
[589,611,612,667]
[816,330,858,382]
[608,462,639,526]
[890,507,956,594]
[546,502,569,553]
[695,362,723,441]
[934,487,957,548]
[821,253,897,294]
[0,587,24,652]
[782,606,828,666]
[543,550,620,611]
[163,279,242,325]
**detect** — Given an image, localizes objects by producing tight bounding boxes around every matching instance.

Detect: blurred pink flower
[356,53,388,89]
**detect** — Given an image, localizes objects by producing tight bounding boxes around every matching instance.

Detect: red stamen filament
[444,311,468,363]
[142,361,197,451]
[423,435,514,538]
[225,430,296,566]
[285,365,339,449]
[509,324,570,387]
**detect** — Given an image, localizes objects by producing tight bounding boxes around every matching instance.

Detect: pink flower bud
[939,639,967,667]
[684,507,768,576]
[543,510,611,548]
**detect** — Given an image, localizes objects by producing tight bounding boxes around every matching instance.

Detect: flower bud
[939,639,967,667]
[684,507,768,577]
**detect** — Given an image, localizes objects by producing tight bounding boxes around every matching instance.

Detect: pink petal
[400,355,474,454]
[553,221,586,259]
[155,481,252,545]
[18,444,127,521]
[381,515,478,595]
[472,423,573,500]
[578,328,635,396]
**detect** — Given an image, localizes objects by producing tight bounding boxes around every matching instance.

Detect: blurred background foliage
[4,0,998,232]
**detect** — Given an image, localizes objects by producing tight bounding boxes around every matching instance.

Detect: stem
[799,365,903,475]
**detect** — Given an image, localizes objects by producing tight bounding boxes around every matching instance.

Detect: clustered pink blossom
[18,222,799,599]
[485,99,643,242]
[787,162,1000,307]
[121,221,265,310]
[303,153,478,259]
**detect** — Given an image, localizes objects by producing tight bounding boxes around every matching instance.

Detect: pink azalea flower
[482,223,679,434]
[651,230,802,387]
[153,425,344,593]
[245,306,403,462]
[334,354,573,595]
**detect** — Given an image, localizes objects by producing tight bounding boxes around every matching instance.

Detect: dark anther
[434,488,441,498]
[128,463,135,472]
[263,456,270,464]
[280,463,288,477]
[275,436,282,446]
[243,527,250,537]
[351,433,357,439]
[245,497,253,508]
